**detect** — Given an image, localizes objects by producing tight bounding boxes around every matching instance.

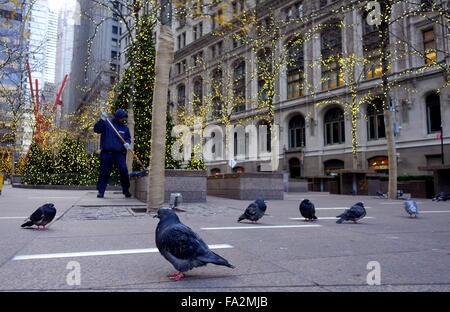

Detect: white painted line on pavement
[315,207,372,210]
[201,225,321,230]
[0,216,61,220]
[420,211,450,214]
[12,244,234,261]
[379,202,424,205]
[289,217,375,221]
[28,197,80,199]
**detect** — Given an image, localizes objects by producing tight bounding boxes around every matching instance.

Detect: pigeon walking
[336,202,366,224]
[154,209,235,281]
[21,203,57,230]
[237,198,267,224]
[404,199,419,218]
[299,199,317,221]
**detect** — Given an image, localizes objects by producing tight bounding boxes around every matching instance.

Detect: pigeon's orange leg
[168,272,185,281]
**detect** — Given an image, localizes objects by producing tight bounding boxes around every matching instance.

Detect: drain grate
[62,205,149,220]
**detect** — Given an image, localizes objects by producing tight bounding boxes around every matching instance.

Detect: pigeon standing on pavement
[237,198,267,223]
[404,199,419,218]
[154,209,235,281]
[299,199,317,221]
[21,203,57,230]
[336,202,366,224]
[432,192,450,202]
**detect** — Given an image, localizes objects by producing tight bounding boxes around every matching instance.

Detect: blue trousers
[97,151,130,194]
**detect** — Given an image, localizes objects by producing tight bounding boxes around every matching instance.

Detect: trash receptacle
[0,172,4,195]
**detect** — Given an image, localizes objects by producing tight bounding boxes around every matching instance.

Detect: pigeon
[404,199,419,218]
[432,192,450,202]
[336,202,366,224]
[21,203,57,230]
[154,209,235,281]
[376,191,387,198]
[299,199,317,221]
[237,198,267,223]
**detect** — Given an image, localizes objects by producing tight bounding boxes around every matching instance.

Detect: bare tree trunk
[380,0,397,199]
[147,24,174,212]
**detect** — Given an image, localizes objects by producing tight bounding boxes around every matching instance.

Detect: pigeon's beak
[153,214,159,219]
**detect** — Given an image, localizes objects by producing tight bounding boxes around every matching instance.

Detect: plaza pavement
[0,184,449,292]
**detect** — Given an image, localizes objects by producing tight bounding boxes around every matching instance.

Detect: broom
[104,116,148,177]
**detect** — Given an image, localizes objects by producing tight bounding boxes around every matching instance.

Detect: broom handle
[105,118,146,169]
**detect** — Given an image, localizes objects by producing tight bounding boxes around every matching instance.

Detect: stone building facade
[168,0,449,177]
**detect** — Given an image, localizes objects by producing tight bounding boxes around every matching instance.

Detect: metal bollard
[169,193,183,209]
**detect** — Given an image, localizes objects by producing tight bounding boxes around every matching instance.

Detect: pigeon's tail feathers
[198,252,235,269]
[336,218,344,224]
[312,215,318,220]
[21,220,33,228]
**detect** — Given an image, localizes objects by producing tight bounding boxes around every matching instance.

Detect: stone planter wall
[207,172,284,200]
[287,179,308,193]
[130,169,207,203]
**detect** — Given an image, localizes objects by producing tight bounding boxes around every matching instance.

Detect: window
[112,38,118,47]
[193,22,203,40]
[321,25,343,90]
[288,115,306,149]
[295,2,303,18]
[177,84,186,111]
[324,108,345,145]
[324,159,344,175]
[211,68,223,118]
[211,168,221,176]
[367,99,386,140]
[193,78,203,113]
[212,10,223,30]
[426,93,441,133]
[368,156,389,173]
[233,61,246,113]
[112,25,118,34]
[257,49,273,104]
[420,0,434,11]
[284,7,292,22]
[363,11,384,79]
[423,28,437,64]
[177,32,186,50]
[111,50,118,60]
[233,36,244,49]
[286,38,304,99]
[192,51,204,67]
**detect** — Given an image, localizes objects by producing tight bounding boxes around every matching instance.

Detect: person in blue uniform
[94,109,132,198]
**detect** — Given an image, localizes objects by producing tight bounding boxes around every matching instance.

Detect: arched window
[193,78,203,113]
[367,98,386,140]
[324,107,345,145]
[177,84,186,112]
[257,48,273,104]
[286,37,304,99]
[324,159,344,175]
[233,166,245,173]
[211,68,223,118]
[426,93,442,133]
[233,60,246,113]
[321,23,343,90]
[288,115,306,148]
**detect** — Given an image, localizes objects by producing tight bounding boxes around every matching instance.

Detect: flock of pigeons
[19,191,448,281]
